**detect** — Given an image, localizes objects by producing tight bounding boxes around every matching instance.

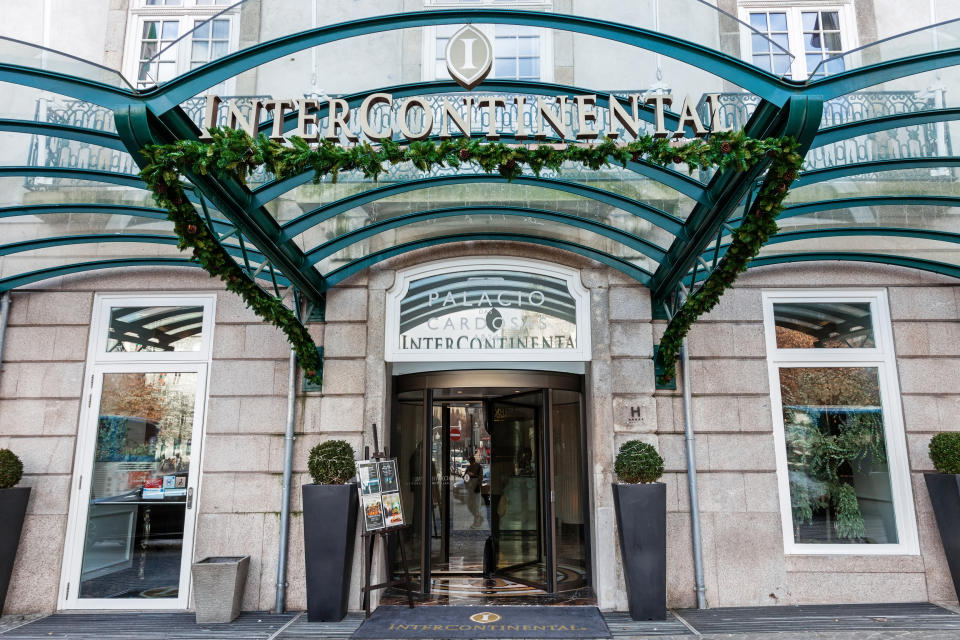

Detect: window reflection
[774,302,875,348]
[107,306,204,352]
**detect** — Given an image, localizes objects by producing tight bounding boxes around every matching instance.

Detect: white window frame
[738,1,858,80]
[762,289,919,556]
[123,1,241,90]
[58,293,215,610]
[421,22,554,83]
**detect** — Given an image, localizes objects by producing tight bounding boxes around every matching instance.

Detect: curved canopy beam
[811,107,960,148]
[304,205,669,266]
[322,232,652,288]
[805,49,960,100]
[0,203,234,234]
[253,158,705,211]
[0,165,146,188]
[735,251,960,280]
[280,174,687,241]
[0,64,136,110]
[0,257,290,292]
[0,118,126,150]
[793,158,960,187]
[141,9,795,113]
[710,226,960,253]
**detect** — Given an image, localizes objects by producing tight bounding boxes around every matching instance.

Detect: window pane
[751,34,771,54]
[821,11,841,30]
[773,302,874,349]
[752,55,772,72]
[143,21,159,40]
[769,12,788,31]
[191,41,209,62]
[140,41,158,59]
[517,36,538,56]
[802,12,819,31]
[779,367,896,545]
[211,41,228,58]
[824,32,843,52]
[805,32,822,52]
[518,57,539,78]
[496,36,518,57]
[193,20,210,39]
[107,306,205,353]
[749,13,767,30]
[212,19,229,39]
[771,33,789,49]
[161,21,179,40]
[494,58,515,78]
[772,54,791,74]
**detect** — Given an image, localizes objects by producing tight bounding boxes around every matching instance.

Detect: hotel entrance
[390,370,590,600]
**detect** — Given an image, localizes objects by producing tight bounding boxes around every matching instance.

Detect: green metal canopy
[1,5,959,324]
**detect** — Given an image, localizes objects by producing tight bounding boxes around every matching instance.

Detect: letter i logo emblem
[470,611,502,623]
[446,25,492,90]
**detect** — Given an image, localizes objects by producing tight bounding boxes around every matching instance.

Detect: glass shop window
[763,292,918,555]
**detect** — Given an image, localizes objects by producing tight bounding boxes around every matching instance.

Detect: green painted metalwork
[0,118,126,150]
[0,64,136,109]
[281,174,687,240]
[811,108,960,148]
[0,232,267,263]
[322,232,653,287]
[0,165,145,187]
[794,158,960,187]
[736,252,960,280]
[805,49,960,100]
[708,228,960,260]
[140,9,795,113]
[0,203,234,233]
[650,95,824,304]
[0,258,193,292]
[304,205,669,265]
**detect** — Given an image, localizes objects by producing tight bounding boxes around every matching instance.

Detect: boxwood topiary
[614,440,664,484]
[929,432,960,475]
[308,440,356,485]
[0,449,23,489]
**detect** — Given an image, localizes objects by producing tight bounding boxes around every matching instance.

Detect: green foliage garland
[308,439,356,485]
[140,128,803,386]
[0,448,24,489]
[929,432,960,474]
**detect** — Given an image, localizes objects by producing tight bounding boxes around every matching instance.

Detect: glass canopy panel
[0,82,118,132]
[808,18,960,80]
[805,122,960,173]
[776,205,960,236]
[0,177,157,209]
[786,168,960,205]
[0,37,133,90]
[757,237,960,269]
[0,212,176,246]
[286,182,678,252]
[0,133,137,176]
[312,215,659,276]
[0,241,189,281]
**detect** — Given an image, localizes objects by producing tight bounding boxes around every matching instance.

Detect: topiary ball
[929,432,960,475]
[308,440,356,485]
[0,449,23,489]
[614,440,664,484]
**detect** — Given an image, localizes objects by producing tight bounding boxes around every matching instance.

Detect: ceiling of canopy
[1,6,960,317]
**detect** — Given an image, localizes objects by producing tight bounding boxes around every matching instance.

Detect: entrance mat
[351,606,611,639]
[0,612,296,639]
[674,602,960,634]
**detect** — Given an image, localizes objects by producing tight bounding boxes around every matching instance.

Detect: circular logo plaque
[469,611,502,623]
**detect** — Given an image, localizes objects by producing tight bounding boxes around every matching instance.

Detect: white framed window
[762,289,918,556]
[421,20,554,83]
[738,2,857,80]
[124,0,240,89]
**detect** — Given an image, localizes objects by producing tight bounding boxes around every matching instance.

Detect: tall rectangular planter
[612,482,666,621]
[925,473,960,600]
[0,487,30,613]
[191,555,250,624]
[302,483,359,622]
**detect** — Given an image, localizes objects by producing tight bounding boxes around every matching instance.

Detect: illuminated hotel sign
[385,258,591,362]
[200,27,729,144]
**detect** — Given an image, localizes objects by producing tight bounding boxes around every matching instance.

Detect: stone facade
[2,250,958,614]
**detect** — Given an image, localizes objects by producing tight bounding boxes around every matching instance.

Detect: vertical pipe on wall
[680,336,707,609]
[275,348,298,613]
[0,292,10,372]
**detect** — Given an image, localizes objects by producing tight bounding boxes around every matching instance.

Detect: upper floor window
[739,4,855,80]
[126,0,239,89]
[763,290,918,556]
[425,23,552,83]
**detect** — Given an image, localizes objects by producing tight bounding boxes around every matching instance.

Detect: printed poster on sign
[356,461,380,495]
[380,491,404,527]
[378,460,399,493]
[362,494,385,531]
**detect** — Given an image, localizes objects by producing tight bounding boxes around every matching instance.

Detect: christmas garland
[140,127,803,387]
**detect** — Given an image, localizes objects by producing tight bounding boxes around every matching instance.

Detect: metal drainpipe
[0,292,10,372]
[680,336,707,609]
[275,348,298,613]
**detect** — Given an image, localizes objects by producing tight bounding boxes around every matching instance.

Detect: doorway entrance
[390,370,590,599]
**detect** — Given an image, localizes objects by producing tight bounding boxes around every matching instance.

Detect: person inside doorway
[464,455,484,529]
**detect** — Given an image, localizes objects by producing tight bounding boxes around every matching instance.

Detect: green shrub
[308,440,356,484]
[614,440,664,484]
[929,432,960,474]
[0,449,23,489]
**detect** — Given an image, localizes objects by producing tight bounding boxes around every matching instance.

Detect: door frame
[58,293,215,610]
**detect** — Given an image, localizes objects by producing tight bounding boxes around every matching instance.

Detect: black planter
[0,487,30,613]
[925,473,960,600]
[302,483,358,622]
[612,482,666,621]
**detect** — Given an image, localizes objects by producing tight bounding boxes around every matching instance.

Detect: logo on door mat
[469,611,502,623]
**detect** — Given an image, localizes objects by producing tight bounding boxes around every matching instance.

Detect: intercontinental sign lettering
[199,90,730,144]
